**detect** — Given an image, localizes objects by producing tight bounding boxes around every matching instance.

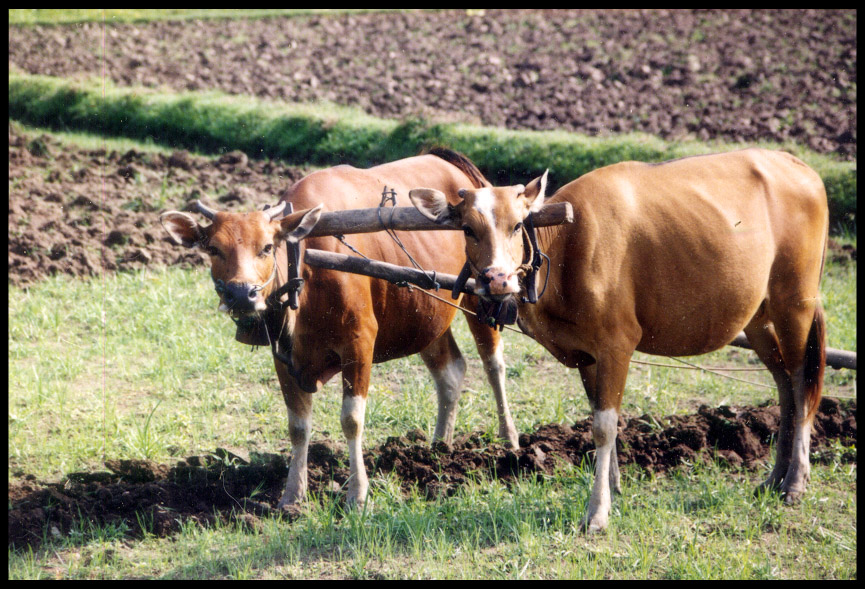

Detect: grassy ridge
[8,73,857,230]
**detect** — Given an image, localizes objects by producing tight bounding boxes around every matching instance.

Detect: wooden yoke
[301,201,574,330]
[304,249,478,296]
[305,202,574,238]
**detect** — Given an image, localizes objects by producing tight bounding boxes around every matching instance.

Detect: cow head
[160,200,322,317]
[409,171,547,301]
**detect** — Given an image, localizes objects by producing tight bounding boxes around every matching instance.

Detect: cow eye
[513,222,523,235]
[259,243,273,257]
[462,225,477,240]
[206,245,222,258]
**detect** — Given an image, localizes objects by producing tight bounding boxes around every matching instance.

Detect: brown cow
[160,149,518,509]
[410,148,828,532]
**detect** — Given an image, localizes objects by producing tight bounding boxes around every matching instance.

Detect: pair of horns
[192,200,286,221]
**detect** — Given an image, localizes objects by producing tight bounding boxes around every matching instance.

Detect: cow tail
[425,146,491,188]
[802,303,826,422]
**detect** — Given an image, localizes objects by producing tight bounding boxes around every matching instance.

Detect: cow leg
[463,309,519,448]
[744,314,795,495]
[755,241,826,504]
[340,344,374,507]
[578,353,630,533]
[578,363,622,496]
[341,392,368,506]
[420,327,466,444]
[771,304,824,504]
[275,360,313,509]
[782,365,813,503]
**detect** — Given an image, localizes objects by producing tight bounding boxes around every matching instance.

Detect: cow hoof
[580,516,608,535]
[278,502,304,520]
[345,496,370,511]
[501,430,520,450]
[781,488,805,505]
[754,480,780,499]
[277,492,303,509]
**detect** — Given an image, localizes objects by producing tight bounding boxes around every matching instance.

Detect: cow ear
[409,188,455,224]
[277,203,323,243]
[160,211,205,248]
[521,169,548,213]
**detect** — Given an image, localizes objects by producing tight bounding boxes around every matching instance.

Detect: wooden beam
[304,248,477,296]
[305,202,573,238]
[728,333,856,371]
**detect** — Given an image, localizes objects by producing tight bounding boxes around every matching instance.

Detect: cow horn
[193,200,218,220]
[263,201,287,220]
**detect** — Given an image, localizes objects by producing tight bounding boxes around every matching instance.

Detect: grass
[7,247,856,578]
[5,61,857,577]
[8,255,855,482]
[8,72,857,231]
[8,457,857,579]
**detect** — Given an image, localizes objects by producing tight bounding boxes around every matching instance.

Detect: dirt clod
[8,399,855,550]
[8,10,857,160]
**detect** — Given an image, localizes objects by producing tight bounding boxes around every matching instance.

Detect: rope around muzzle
[467,218,550,330]
[211,248,279,311]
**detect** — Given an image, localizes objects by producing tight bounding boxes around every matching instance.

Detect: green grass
[8,457,857,579]
[7,247,856,578]
[9,255,854,482]
[6,74,857,578]
[8,73,857,231]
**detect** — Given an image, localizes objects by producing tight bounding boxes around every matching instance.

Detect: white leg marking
[584,408,619,532]
[279,409,311,508]
[341,394,369,506]
[781,367,813,503]
[762,373,795,491]
[481,339,519,448]
[430,356,466,444]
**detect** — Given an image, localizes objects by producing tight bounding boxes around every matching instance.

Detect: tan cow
[161,148,518,509]
[410,148,828,531]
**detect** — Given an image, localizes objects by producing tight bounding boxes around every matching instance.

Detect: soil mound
[9,397,855,550]
[8,123,308,288]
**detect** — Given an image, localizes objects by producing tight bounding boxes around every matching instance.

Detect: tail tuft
[803,304,826,422]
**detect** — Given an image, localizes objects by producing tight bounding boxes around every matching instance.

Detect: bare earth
[8,9,856,158]
[7,9,857,550]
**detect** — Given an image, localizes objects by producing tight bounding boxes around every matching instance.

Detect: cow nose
[480,267,520,296]
[222,281,258,311]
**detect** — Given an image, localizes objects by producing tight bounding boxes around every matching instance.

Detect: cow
[160,148,518,510]
[409,148,828,532]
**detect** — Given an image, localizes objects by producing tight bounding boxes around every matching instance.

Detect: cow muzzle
[214,279,268,316]
[477,267,521,301]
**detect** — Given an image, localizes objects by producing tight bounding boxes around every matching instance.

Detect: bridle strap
[265,202,305,312]
[253,253,279,293]
[518,213,544,304]
[451,260,473,300]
